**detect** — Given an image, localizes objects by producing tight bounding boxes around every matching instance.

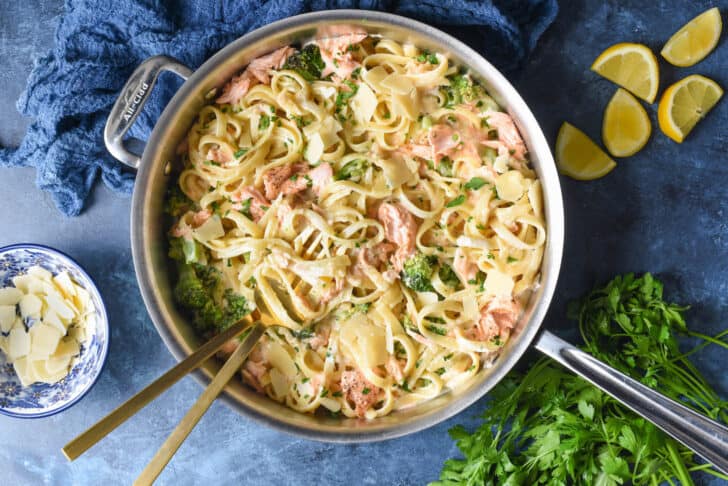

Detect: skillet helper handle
[535,330,728,475]
[104,55,192,169]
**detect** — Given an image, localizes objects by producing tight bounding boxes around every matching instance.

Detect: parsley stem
[685,329,728,351]
[666,439,694,486]
[672,329,728,362]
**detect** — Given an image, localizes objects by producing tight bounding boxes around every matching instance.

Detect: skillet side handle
[104,56,193,169]
[534,330,728,475]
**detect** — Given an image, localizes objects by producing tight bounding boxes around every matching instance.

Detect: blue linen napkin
[0,0,558,216]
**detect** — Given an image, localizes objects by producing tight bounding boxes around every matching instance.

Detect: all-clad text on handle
[535,330,728,475]
[104,56,192,169]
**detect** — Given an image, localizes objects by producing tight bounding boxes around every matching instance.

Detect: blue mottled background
[1,1,727,484]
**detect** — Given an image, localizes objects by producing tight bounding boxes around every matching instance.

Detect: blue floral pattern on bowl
[0,244,109,418]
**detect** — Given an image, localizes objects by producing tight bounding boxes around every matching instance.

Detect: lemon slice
[658,74,723,143]
[556,122,616,180]
[602,88,651,157]
[592,43,660,103]
[661,7,722,67]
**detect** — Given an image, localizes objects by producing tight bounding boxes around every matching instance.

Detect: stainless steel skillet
[103,9,728,471]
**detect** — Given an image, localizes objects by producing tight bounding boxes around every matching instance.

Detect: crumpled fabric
[0,0,558,216]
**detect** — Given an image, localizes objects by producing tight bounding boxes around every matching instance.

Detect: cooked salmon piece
[361,242,397,267]
[340,369,382,417]
[306,162,333,195]
[246,46,295,84]
[377,202,418,272]
[217,46,295,104]
[263,163,333,200]
[469,297,521,343]
[242,359,267,394]
[231,186,270,222]
[385,356,405,382]
[314,30,367,79]
[206,146,233,165]
[481,111,527,160]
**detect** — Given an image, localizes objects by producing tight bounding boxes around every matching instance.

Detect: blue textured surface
[1,0,727,485]
[0,0,556,217]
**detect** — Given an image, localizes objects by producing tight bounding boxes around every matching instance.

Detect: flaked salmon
[377,202,418,272]
[217,46,295,105]
[340,369,381,417]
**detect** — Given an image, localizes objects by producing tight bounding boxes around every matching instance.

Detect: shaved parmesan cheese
[381,73,414,95]
[8,328,30,360]
[350,83,377,123]
[44,291,76,320]
[495,170,527,202]
[0,305,16,333]
[53,272,77,299]
[484,270,514,297]
[19,294,43,319]
[13,358,34,387]
[53,337,80,358]
[0,287,23,306]
[45,355,71,374]
[11,275,34,293]
[269,367,290,398]
[393,90,419,120]
[340,318,387,369]
[29,323,63,358]
[0,266,92,387]
[193,215,225,242]
[266,341,297,380]
[43,309,66,334]
[376,157,415,189]
[27,266,53,281]
[305,133,325,164]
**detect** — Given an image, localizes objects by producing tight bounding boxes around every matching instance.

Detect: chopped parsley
[416,50,439,64]
[362,387,371,395]
[426,324,447,336]
[259,114,271,130]
[334,159,369,181]
[234,148,248,158]
[445,194,466,208]
[464,177,487,190]
[507,256,519,264]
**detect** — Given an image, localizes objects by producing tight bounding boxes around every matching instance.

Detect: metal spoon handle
[535,330,728,475]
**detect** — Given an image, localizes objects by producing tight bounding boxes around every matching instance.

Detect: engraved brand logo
[122,81,150,123]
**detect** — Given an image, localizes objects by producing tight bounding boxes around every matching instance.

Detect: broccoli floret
[443,74,485,107]
[173,263,224,332]
[193,263,220,289]
[334,159,369,181]
[283,44,325,82]
[168,237,207,264]
[164,185,193,217]
[221,289,251,329]
[401,253,438,292]
[337,302,371,321]
[438,264,461,289]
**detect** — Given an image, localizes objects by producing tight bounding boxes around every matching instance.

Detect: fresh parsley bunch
[434,273,728,486]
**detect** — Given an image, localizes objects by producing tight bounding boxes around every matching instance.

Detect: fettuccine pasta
[166,30,546,419]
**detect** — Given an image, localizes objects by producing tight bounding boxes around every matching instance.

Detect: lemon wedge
[657,74,723,143]
[556,122,617,180]
[661,7,722,67]
[603,88,651,157]
[592,43,660,103]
